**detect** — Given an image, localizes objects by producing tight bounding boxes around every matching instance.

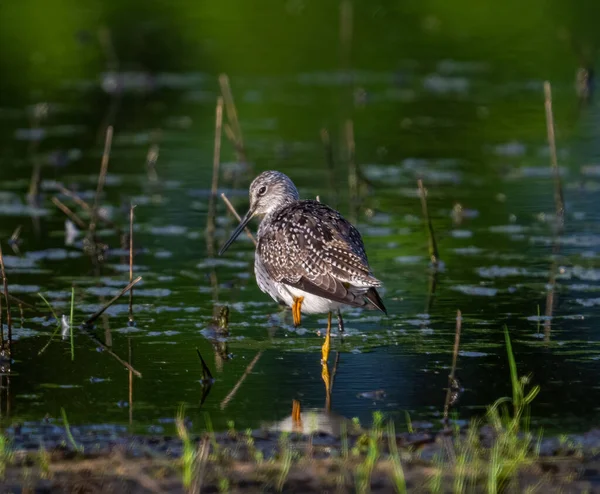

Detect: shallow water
[1,2,600,435]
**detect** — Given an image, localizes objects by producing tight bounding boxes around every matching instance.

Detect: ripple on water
[453,246,484,255]
[197,259,249,269]
[451,230,472,238]
[476,266,544,279]
[489,225,528,234]
[394,255,423,264]
[452,285,498,296]
[459,351,488,357]
[149,225,188,235]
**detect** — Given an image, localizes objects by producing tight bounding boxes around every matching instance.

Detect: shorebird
[219,171,386,340]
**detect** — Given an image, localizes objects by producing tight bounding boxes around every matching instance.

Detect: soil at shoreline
[2,422,600,492]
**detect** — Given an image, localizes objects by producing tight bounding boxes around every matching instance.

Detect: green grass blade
[503,325,521,413]
[60,407,83,453]
[70,287,75,361]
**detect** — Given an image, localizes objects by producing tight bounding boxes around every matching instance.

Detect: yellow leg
[292,399,302,432]
[321,361,331,412]
[321,312,332,363]
[292,296,304,327]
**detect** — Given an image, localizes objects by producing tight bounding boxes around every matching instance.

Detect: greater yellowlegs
[218,171,387,335]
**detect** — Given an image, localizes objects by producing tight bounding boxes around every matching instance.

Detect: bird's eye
[258,185,267,196]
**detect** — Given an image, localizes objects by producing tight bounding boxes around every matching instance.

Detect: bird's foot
[292,296,304,327]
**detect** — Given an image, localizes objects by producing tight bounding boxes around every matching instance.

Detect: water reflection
[1,9,600,433]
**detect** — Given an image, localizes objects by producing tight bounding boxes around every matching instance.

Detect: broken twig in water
[220,351,262,410]
[543,81,566,229]
[57,185,119,231]
[220,193,257,246]
[0,244,12,353]
[83,276,142,327]
[443,309,462,424]
[51,197,88,230]
[417,179,440,266]
[81,328,142,378]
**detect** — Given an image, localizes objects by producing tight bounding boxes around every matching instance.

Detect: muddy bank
[2,422,600,492]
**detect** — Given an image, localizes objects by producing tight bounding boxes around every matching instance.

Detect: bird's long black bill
[218,209,254,256]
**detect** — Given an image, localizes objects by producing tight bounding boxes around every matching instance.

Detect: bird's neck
[256,200,293,239]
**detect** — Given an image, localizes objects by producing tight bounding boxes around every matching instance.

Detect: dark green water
[1,0,600,434]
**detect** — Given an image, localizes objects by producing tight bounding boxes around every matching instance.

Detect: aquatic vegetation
[60,408,83,454]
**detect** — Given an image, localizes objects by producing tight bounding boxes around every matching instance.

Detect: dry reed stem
[219,74,244,151]
[128,204,136,325]
[51,197,88,230]
[339,0,353,70]
[220,193,257,246]
[190,437,210,494]
[89,126,114,235]
[206,98,224,256]
[543,81,566,226]
[0,282,3,344]
[417,179,440,266]
[57,185,119,230]
[321,128,338,205]
[26,108,44,201]
[128,337,133,424]
[443,310,462,423]
[345,120,357,205]
[83,276,142,327]
[0,245,9,351]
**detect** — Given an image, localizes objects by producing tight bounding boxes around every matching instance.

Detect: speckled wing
[258,200,385,311]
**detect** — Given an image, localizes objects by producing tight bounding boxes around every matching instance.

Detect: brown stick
[443,309,462,424]
[223,124,248,163]
[543,81,566,228]
[128,204,136,325]
[57,185,93,213]
[51,197,88,230]
[0,245,11,353]
[220,193,257,246]
[220,351,262,410]
[89,126,114,235]
[83,276,142,327]
[206,98,224,257]
[417,179,440,266]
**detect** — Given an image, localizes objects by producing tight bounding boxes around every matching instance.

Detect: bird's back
[257,200,378,287]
